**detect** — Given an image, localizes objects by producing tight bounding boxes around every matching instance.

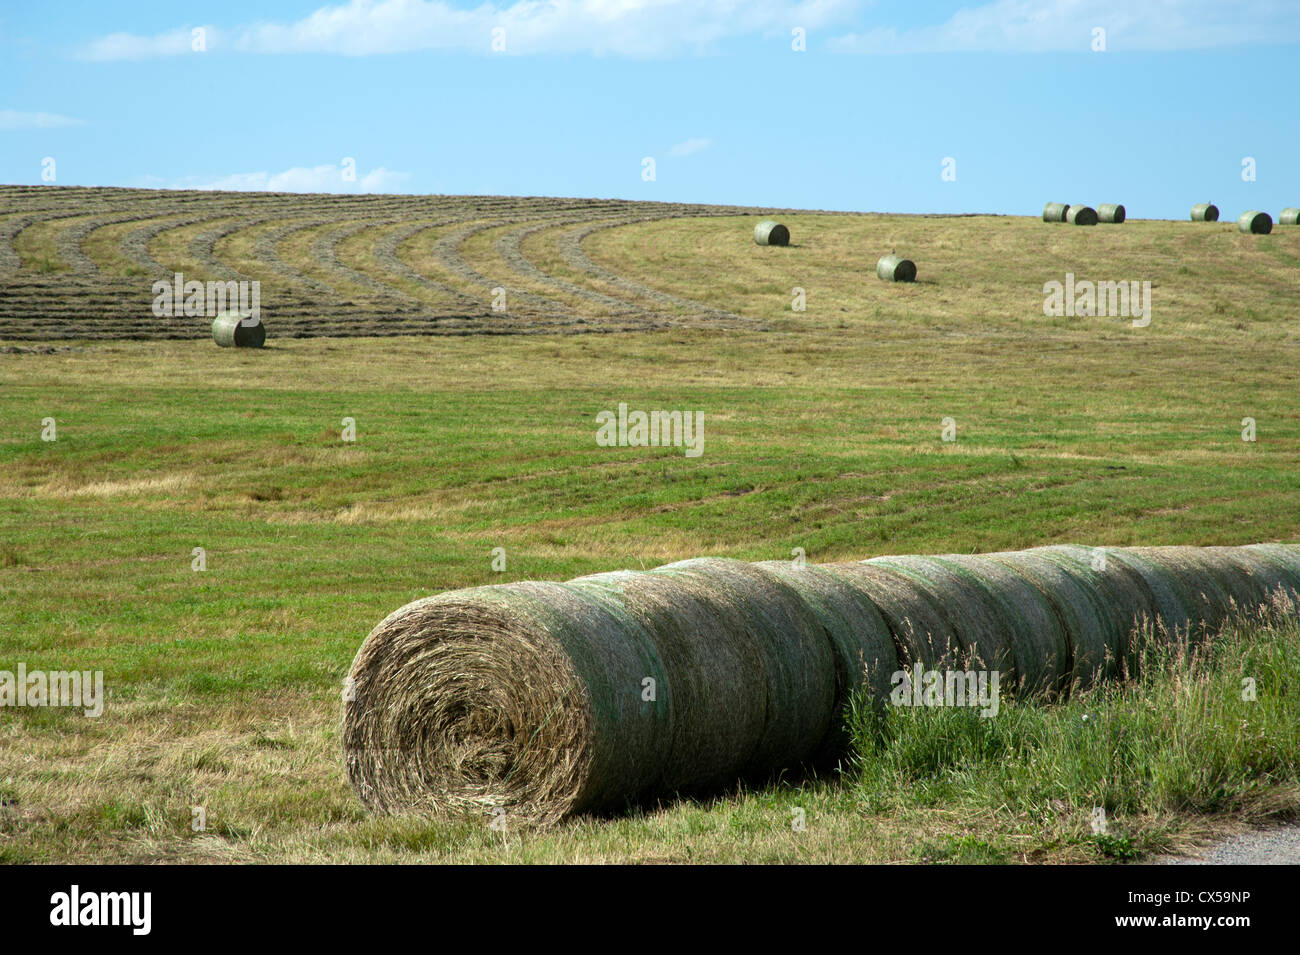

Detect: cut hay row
[342,542,1300,823]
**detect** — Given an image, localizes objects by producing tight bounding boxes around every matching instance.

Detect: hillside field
[1,187,1298,863]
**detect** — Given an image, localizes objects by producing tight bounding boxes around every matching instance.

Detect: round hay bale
[1097,203,1126,224]
[1190,203,1219,222]
[755,560,899,752]
[839,561,964,669]
[1043,202,1070,223]
[876,254,916,282]
[1122,547,1238,635]
[1100,549,1199,638]
[1237,210,1273,235]
[864,556,1016,678]
[1242,543,1300,589]
[211,311,265,348]
[1066,205,1099,226]
[1029,545,1161,671]
[1204,547,1300,615]
[754,220,790,246]
[986,551,1119,690]
[925,555,1070,697]
[1279,208,1300,226]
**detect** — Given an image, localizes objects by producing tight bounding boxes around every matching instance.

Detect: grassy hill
[1,187,1298,862]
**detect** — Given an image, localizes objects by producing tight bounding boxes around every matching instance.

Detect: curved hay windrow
[927,555,1069,697]
[753,560,900,744]
[864,556,1016,678]
[840,561,965,668]
[986,550,1119,690]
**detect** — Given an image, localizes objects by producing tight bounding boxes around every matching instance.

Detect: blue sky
[2,1,1298,217]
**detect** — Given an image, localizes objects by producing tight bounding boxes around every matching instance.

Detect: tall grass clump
[849,603,1300,848]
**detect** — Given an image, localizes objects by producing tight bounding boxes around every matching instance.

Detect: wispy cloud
[78,0,865,60]
[160,163,412,194]
[830,0,1300,53]
[0,109,85,131]
[668,137,712,158]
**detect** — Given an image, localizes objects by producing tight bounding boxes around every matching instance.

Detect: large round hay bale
[876,254,916,282]
[1043,202,1070,223]
[1190,203,1219,222]
[864,556,1016,677]
[754,220,790,246]
[1279,208,1300,226]
[1203,546,1300,615]
[1241,543,1300,590]
[1030,545,1161,671]
[838,562,963,669]
[986,550,1119,690]
[1097,203,1126,224]
[1100,549,1198,639]
[755,560,899,751]
[1066,205,1099,226]
[925,555,1070,697]
[1237,210,1273,235]
[211,311,265,348]
[1121,547,1238,635]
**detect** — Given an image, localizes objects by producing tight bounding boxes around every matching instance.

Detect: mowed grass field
[2,201,1299,863]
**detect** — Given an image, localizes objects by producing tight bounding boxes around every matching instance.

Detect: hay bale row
[343,543,1300,822]
[1279,208,1299,226]
[1190,203,1219,222]
[1238,210,1273,235]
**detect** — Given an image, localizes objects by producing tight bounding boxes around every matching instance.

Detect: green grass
[1,209,1298,862]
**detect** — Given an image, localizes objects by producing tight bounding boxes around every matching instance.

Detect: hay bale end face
[754,220,790,246]
[1066,205,1099,226]
[211,311,265,348]
[1043,202,1070,223]
[876,254,917,282]
[1190,203,1220,222]
[1238,210,1273,235]
[1280,208,1300,226]
[1097,203,1126,224]
[343,543,1300,823]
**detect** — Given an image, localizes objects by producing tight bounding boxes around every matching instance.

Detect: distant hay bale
[211,311,265,348]
[1279,208,1300,226]
[1237,210,1273,235]
[343,543,1300,823]
[754,220,790,246]
[1190,203,1220,222]
[1066,205,1099,226]
[1043,202,1070,223]
[876,254,917,282]
[1097,204,1126,224]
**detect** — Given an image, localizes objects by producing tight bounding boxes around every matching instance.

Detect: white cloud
[668,137,711,158]
[829,0,1300,53]
[163,163,413,193]
[78,0,865,59]
[0,109,85,131]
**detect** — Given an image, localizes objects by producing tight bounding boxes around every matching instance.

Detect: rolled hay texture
[1190,203,1220,222]
[876,254,917,282]
[343,543,1300,822]
[753,220,790,246]
[211,311,265,348]
[1043,202,1070,223]
[1066,205,1099,226]
[1279,208,1300,226]
[1097,203,1126,224]
[1238,210,1273,235]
